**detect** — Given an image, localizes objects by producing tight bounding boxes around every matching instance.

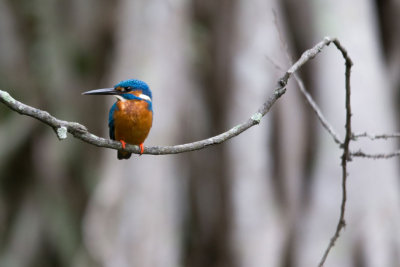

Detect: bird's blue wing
[108,102,117,140]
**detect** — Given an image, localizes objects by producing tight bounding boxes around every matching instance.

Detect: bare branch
[0,88,286,155]
[318,38,354,267]
[351,150,400,159]
[0,37,343,156]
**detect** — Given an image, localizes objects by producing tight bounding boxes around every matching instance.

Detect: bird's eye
[126,86,132,91]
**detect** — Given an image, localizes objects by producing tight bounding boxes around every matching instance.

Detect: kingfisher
[82,79,153,159]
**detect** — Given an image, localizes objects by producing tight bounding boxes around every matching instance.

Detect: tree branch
[0,88,286,155]
[0,37,341,156]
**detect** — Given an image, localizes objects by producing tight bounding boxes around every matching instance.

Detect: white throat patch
[114,94,151,102]
[138,94,152,102]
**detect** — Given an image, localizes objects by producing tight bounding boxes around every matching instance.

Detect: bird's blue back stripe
[108,102,117,140]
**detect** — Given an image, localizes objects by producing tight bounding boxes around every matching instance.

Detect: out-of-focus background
[0,0,399,266]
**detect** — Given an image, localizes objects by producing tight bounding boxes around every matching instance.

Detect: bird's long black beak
[82,88,119,95]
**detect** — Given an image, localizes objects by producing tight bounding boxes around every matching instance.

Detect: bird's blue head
[82,79,153,111]
[114,79,152,100]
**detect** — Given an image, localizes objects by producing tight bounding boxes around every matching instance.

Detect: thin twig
[265,55,285,72]
[293,73,342,145]
[351,150,400,159]
[352,132,400,140]
[318,38,353,267]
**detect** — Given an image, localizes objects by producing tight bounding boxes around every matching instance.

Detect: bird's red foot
[139,143,144,155]
[120,140,127,149]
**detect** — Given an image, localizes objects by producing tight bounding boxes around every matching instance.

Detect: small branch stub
[56,126,68,140]
[251,112,262,124]
[0,91,13,104]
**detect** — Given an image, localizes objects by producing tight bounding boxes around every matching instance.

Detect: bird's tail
[118,150,132,160]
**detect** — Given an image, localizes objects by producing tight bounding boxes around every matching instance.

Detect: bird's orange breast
[113,100,153,145]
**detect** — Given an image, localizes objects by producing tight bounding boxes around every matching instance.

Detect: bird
[82,79,153,159]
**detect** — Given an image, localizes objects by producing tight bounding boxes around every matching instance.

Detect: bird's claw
[139,143,144,155]
[120,140,127,149]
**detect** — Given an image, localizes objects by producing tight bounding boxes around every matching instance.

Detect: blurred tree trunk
[183,1,236,267]
[375,0,400,131]
[228,1,288,266]
[279,0,318,207]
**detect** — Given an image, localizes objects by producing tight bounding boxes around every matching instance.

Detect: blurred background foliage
[0,0,399,267]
